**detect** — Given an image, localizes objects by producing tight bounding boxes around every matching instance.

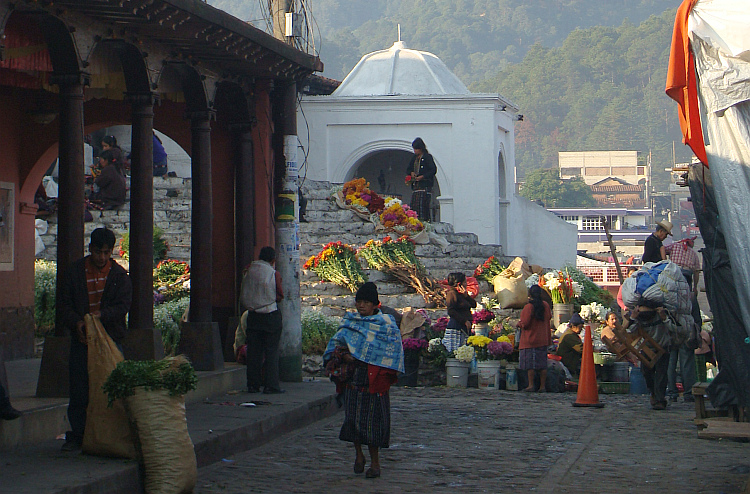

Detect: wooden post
[601,215,625,285]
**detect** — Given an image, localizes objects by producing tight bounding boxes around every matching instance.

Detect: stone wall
[38,176,194,262]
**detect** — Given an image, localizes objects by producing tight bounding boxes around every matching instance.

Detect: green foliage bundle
[564,265,614,307]
[154,297,190,356]
[520,169,595,208]
[153,259,190,303]
[301,310,340,355]
[473,256,506,283]
[358,235,425,273]
[34,259,57,337]
[303,241,367,292]
[119,226,169,264]
[102,356,198,406]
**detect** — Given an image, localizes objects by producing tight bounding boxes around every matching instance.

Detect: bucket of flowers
[426,337,449,369]
[486,339,514,390]
[472,308,495,336]
[543,269,582,327]
[446,345,474,388]
[303,241,367,292]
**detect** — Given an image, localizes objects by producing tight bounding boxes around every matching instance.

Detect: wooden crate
[601,326,666,369]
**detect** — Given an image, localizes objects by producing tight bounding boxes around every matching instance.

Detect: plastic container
[629,364,649,395]
[506,365,518,391]
[553,303,574,327]
[610,362,630,382]
[446,358,470,388]
[477,360,502,390]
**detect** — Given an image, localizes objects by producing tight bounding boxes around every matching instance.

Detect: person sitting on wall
[58,227,132,452]
[92,148,127,210]
[557,313,584,376]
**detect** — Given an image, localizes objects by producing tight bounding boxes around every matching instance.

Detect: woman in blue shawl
[324,282,404,479]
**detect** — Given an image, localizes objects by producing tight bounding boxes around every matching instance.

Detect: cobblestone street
[196,387,749,493]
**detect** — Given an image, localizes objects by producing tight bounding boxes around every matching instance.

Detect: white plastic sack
[34,219,48,255]
[620,261,692,316]
[42,176,58,198]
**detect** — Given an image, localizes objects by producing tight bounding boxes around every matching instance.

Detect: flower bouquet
[481,295,500,311]
[426,337,449,368]
[474,256,506,282]
[427,316,449,340]
[359,235,445,306]
[542,270,582,304]
[472,309,495,325]
[466,334,493,361]
[403,338,428,355]
[380,199,424,232]
[579,301,607,324]
[488,340,514,360]
[452,344,475,363]
[303,241,367,292]
[341,177,385,213]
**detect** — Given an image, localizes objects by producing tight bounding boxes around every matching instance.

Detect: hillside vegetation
[209,0,691,187]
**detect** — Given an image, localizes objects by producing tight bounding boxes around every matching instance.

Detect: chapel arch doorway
[347,149,440,222]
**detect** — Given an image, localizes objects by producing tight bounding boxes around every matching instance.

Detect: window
[560,215,579,225]
[560,167,582,177]
[637,166,646,176]
[582,216,602,231]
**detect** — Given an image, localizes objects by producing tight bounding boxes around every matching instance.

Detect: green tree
[521,169,595,208]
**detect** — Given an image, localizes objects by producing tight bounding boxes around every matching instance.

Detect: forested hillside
[209,0,690,188]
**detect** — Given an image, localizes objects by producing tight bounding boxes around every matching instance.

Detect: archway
[347,149,441,222]
[498,149,509,250]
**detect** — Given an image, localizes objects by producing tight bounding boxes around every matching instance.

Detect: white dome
[332,41,470,97]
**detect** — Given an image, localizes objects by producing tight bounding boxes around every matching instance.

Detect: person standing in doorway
[405,137,437,222]
[58,227,132,451]
[239,247,285,394]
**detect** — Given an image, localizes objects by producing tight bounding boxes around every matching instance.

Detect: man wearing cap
[556,314,584,376]
[642,220,673,264]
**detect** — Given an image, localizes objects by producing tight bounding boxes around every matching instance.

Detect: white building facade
[298,41,576,267]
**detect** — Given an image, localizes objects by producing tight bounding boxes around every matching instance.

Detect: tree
[520,169,595,208]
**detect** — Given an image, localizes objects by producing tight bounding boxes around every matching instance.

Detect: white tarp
[690,0,750,338]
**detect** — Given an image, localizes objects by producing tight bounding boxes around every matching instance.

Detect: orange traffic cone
[573,324,605,408]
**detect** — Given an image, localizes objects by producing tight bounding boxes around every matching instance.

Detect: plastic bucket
[477,361,502,390]
[629,364,649,394]
[552,304,574,327]
[506,365,519,391]
[611,362,630,382]
[473,323,489,337]
[446,359,470,388]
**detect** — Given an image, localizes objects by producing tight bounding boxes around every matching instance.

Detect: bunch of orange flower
[358,235,424,273]
[473,256,506,282]
[342,178,385,214]
[379,201,423,232]
[303,241,367,292]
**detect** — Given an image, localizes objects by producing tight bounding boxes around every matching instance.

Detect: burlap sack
[82,314,136,459]
[493,274,528,309]
[125,388,197,494]
[400,308,426,339]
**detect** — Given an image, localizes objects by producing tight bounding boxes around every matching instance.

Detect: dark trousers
[643,350,670,405]
[0,382,10,408]
[246,310,283,391]
[67,337,89,442]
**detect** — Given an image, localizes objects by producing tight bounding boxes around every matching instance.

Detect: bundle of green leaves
[34,259,57,337]
[301,310,340,355]
[102,355,197,406]
[153,297,190,355]
[564,265,614,307]
[119,226,169,264]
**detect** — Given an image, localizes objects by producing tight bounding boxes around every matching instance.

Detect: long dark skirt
[340,364,391,448]
[410,190,432,222]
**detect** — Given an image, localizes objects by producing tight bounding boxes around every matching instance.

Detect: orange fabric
[85,258,112,314]
[665,0,708,165]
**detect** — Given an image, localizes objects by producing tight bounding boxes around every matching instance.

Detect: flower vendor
[518,285,552,392]
[556,313,584,376]
[442,272,477,352]
[323,282,404,479]
[405,137,437,222]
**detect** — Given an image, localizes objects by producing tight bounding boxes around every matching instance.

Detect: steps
[299,180,514,315]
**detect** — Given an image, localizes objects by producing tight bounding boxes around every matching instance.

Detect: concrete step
[301,280,414,297]
[1,358,247,449]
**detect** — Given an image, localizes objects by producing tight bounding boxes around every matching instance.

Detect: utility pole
[271,0,294,44]
[271,0,301,381]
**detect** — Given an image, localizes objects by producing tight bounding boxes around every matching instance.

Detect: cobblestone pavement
[196,387,749,494]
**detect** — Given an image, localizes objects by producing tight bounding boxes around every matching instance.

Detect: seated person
[557,313,584,375]
[93,148,127,210]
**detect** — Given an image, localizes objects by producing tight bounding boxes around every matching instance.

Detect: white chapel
[298,40,576,267]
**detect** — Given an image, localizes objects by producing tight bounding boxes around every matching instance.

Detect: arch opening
[348,149,441,222]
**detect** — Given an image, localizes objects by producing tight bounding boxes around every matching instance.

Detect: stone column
[37,73,88,398]
[121,93,163,360]
[275,83,302,382]
[178,111,223,370]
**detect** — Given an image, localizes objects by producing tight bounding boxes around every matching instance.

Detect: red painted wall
[252,83,276,259]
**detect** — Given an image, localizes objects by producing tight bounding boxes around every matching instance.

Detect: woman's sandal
[365,467,381,479]
[354,458,365,474]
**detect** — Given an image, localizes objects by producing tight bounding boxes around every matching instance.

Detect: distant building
[548,207,652,257]
[559,150,650,192]
[590,177,647,208]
